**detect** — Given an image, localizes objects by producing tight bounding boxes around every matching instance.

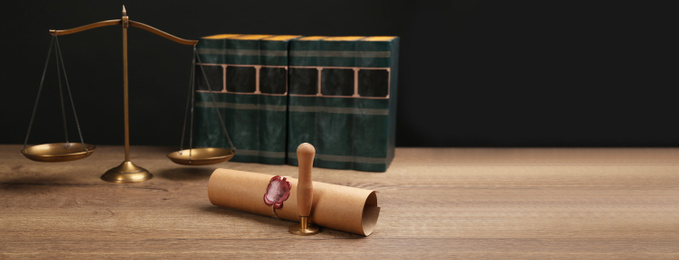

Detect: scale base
[289,216,319,236]
[101,160,152,183]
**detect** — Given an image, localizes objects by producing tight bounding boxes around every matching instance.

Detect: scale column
[123,7,130,162]
[101,5,152,183]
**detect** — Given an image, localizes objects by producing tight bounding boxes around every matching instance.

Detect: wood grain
[1,145,678,258]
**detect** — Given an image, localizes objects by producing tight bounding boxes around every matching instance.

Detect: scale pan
[167,147,235,165]
[21,142,96,162]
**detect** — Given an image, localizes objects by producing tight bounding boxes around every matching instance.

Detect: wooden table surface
[1,145,678,259]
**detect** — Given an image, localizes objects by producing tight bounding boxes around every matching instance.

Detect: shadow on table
[199,205,366,239]
[155,167,215,181]
[0,175,91,193]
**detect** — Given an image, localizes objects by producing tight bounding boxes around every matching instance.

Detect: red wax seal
[264,175,291,209]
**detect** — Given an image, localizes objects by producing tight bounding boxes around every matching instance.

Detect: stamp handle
[296,143,315,217]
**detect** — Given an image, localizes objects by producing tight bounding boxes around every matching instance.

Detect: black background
[1,1,678,147]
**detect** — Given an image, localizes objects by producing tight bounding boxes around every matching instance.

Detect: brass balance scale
[21,6,236,183]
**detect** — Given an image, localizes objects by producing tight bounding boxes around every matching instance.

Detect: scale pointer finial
[122,5,127,16]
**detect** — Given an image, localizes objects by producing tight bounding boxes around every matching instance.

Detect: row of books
[194,34,399,172]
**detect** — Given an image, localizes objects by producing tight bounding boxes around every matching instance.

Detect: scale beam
[49,20,198,46]
[49,19,121,37]
[129,21,198,46]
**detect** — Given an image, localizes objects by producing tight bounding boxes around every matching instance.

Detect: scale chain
[55,37,70,144]
[55,37,89,151]
[179,47,198,157]
[188,47,197,158]
[22,36,89,151]
[23,37,56,149]
[194,50,235,150]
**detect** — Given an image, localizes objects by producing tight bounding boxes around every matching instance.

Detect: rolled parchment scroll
[207,168,380,236]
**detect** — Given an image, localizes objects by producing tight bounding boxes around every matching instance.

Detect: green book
[195,35,399,171]
[194,34,300,164]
